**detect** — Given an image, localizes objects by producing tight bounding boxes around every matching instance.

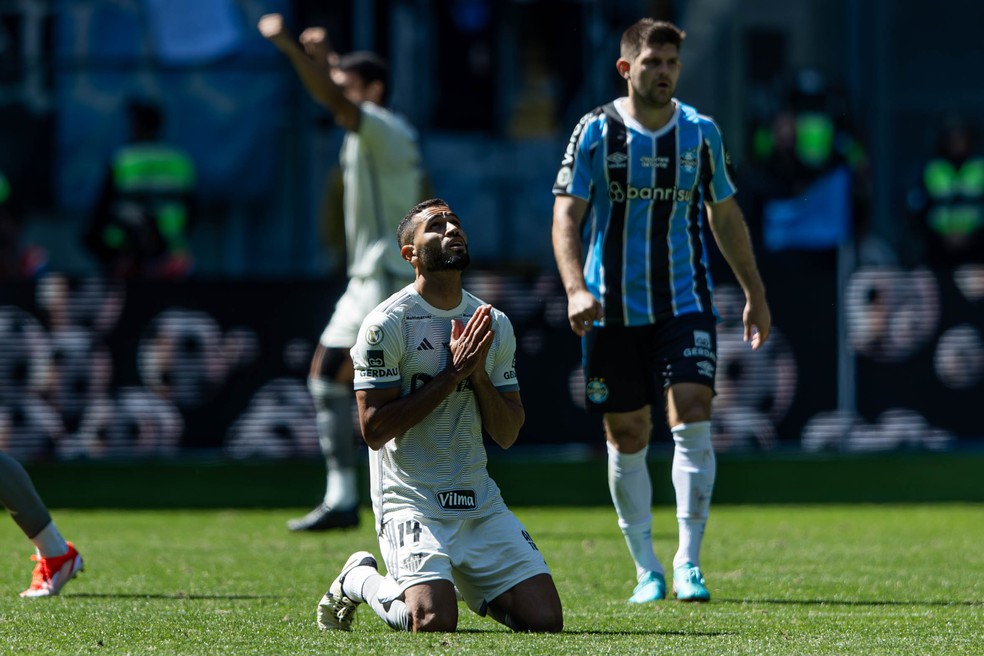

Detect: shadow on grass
[565,630,736,637]
[532,530,677,541]
[421,628,736,636]
[722,598,983,607]
[68,593,279,600]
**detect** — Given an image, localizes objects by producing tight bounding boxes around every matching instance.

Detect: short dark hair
[620,19,686,61]
[398,198,450,247]
[337,51,389,101]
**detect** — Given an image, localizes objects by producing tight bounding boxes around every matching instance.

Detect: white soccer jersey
[341,103,423,279]
[351,285,519,530]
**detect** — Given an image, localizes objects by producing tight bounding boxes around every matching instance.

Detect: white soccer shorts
[319,272,410,348]
[375,508,552,616]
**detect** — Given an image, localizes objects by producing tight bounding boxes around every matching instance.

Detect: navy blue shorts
[581,313,718,413]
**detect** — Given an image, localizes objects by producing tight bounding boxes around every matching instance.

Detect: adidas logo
[416,338,436,351]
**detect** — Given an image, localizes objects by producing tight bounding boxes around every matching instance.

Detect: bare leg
[485,574,563,633]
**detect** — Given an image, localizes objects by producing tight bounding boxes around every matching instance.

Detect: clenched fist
[257,13,286,40]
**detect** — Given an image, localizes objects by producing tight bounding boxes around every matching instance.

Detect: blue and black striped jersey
[553,98,737,326]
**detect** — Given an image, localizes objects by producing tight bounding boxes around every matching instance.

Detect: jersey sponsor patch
[640,155,670,169]
[360,367,399,378]
[555,166,572,187]
[607,181,693,203]
[684,331,716,359]
[366,325,383,345]
[437,489,476,510]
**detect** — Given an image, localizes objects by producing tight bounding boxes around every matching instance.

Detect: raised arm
[298,26,338,74]
[257,13,360,131]
[552,194,602,336]
[706,196,772,349]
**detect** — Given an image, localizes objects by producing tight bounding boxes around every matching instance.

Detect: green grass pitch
[1,505,982,655]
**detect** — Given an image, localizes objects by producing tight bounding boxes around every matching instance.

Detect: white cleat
[316,551,377,631]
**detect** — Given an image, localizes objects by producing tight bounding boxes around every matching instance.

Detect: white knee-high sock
[671,421,716,569]
[343,566,410,631]
[308,378,358,509]
[607,442,663,580]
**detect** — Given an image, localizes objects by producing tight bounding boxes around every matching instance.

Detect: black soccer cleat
[287,503,360,531]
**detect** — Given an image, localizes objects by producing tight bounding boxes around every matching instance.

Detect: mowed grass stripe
[0,505,981,655]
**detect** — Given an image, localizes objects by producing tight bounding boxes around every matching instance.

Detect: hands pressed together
[449,305,495,381]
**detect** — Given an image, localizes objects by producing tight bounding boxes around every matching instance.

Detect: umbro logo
[696,360,715,378]
[606,151,628,168]
[416,338,436,351]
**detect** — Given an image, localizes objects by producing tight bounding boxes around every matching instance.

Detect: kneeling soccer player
[316,199,563,633]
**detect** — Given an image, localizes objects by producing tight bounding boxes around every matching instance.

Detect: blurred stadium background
[0,0,982,503]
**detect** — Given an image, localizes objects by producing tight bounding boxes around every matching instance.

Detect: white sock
[31,521,69,558]
[344,566,410,631]
[607,442,663,580]
[325,468,358,509]
[671,421,716,569]
[309,378,358,509]
[341,565,376,603]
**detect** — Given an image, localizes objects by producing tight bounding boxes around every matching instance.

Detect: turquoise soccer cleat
[673,562,711,602]
[628,570,666,603]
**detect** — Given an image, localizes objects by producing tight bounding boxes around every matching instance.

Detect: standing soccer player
[259,14,424,531]
[552,19,771,603]
[316,199,563,633]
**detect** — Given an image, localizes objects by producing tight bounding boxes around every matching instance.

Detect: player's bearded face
[628,43,680,108]
[415,206,470,271]
[419,238,470,271]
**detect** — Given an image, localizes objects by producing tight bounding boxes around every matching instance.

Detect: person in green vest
[84,100,196,278]
[907,115,984,268]
[741,68,889,268]
[751,69,868,178]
